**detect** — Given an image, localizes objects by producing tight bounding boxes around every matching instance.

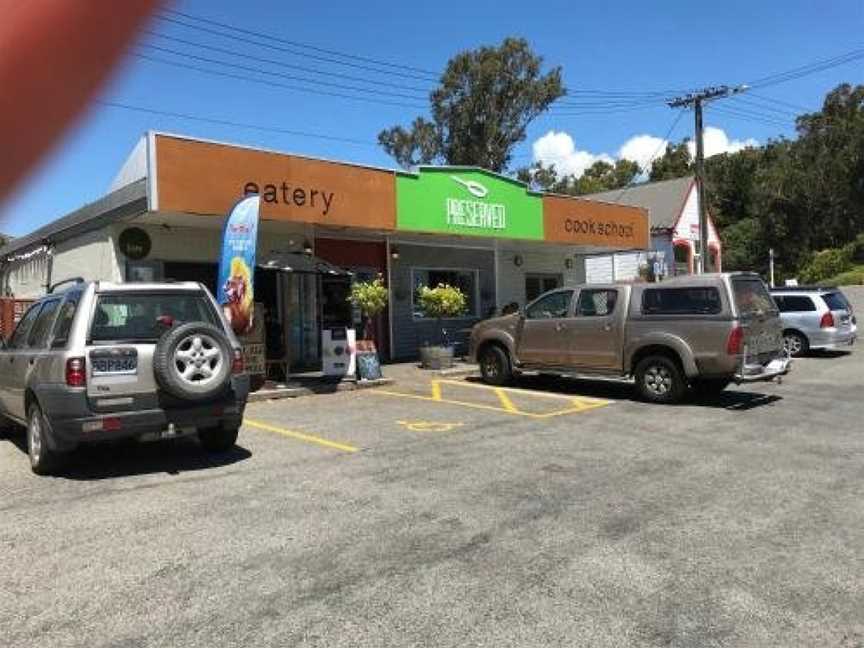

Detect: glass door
[281,273,320,372]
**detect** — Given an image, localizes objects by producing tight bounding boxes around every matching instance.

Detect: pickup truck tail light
[66,357,86,387]
[726,326,744,355]
[820,312,835,328]
[231,349,244,374]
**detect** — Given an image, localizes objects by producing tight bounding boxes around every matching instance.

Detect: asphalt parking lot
[2,301,863,646]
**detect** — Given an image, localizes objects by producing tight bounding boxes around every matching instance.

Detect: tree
[516,158,639,196]
[649,140,692,181]
[379,38,564,171]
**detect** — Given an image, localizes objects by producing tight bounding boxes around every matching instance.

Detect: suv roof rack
[48,277,85,294]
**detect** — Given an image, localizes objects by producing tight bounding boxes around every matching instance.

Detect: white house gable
[672,183,719,244]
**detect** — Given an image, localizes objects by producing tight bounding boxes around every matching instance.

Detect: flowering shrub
[416,284,467,319]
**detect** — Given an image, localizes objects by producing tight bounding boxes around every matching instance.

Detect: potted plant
[348,275,389,343]
[416,283,467,369]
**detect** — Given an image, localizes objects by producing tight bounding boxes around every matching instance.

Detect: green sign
[396,168,543,240]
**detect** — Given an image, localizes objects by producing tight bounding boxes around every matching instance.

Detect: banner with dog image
[216,195,260,335]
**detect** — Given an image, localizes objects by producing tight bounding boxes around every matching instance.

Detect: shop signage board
[542,195,650,250]
[396,168,544,240]
[154,134,396,231]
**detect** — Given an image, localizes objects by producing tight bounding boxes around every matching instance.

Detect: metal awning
[256,252,351,276]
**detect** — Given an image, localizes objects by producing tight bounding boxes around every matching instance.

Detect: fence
[0,298,34,340]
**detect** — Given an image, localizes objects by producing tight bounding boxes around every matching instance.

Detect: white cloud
[531,127,759,180]
[532,131,613,178]
[686,126,759,158]
[617,134,669,171]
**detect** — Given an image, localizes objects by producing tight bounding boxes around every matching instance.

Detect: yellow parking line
[436,379,612,405]
[431,381,443,401]
[495,388,519,413]
[374,389,547,418]
[243,418,359,453]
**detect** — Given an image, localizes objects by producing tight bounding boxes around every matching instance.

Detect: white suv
[0,279,250,474]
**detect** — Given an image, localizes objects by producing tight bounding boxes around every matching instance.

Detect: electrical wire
[96,100,378,146]
[131,53,428,110]
[138,43,429,101]
[143,30,433,94]
[709,106,790,128]
[613,109,687,201]
[155,14,439,83]
[161,7,441,78]
[747,47,864,89]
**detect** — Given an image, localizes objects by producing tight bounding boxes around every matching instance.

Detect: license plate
[92,357,138,375]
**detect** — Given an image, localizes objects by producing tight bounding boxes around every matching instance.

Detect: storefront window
[525,274,562,302]
[411,268,478,319]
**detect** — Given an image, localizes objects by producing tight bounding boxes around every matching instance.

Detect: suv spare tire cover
[153,322,233,401]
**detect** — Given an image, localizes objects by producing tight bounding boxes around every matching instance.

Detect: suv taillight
[820,312,835,328]
[726,326,744,355]
[231,349,244,374]
[66,357,86,387]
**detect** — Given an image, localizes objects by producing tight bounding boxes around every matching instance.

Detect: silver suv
[0,279,250,474]
[771,287,857,356]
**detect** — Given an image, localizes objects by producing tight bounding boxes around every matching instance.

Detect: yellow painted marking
[374,389,610,419]
[494,388,519,413]
[396,420,464,433]
[431,381,443,401]
[244,418,358,453]
[436,379,612,404]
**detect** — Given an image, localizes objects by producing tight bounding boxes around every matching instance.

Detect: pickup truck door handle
[555,322,566,332]
[28,358,35,366]
[603,324,613,332]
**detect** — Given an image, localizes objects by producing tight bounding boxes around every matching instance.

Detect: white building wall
[52,229,122,286]
[672,185,720,243]
[497,245,585,308]
[2,252,51,298]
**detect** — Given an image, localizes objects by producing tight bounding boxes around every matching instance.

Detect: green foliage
[517,158,639,196]
[820,267,864,286]
[379,38,564,171]
[649,140,692,181]
[348,276,389,318]
[416,284,467,319]
[799,248,854,283]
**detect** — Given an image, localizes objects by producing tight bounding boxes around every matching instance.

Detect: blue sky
[2,0,862,236]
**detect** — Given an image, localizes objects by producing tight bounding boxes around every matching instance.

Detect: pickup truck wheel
[479,345,512,386]
[198,426,239,453]
[27,405,63,475]
[634,356,685,404]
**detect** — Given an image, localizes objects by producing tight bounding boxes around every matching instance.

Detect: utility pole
[668,85,748,273]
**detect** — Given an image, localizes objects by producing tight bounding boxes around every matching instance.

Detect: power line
[131,52,428,110]
[709,105,790,128]
[745,92,816,114]
[96,100,379,147]
[155,14,439,83]
[613,108,687,201]
[727,95,799,117]
[160,8,439,78]
[143,30,433,94]
[138,43,428,101]
[747,46,864,89]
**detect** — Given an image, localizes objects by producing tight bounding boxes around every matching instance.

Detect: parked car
[469,272,790,404]
[771,286,857,356]
[0,279,250,474]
